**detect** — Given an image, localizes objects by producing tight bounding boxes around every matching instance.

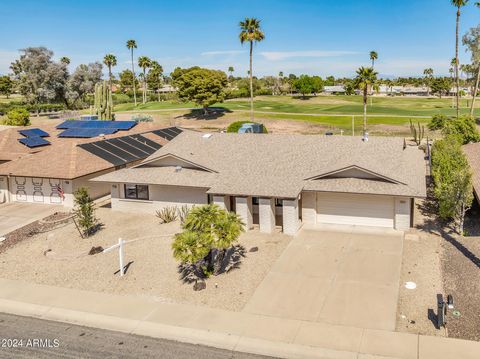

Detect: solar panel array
[78,134,162,166]
[17,128,51,148]
[151,127,183,141]
[56,120,138,138]
[19,128,50,138]
[19,136,51,148]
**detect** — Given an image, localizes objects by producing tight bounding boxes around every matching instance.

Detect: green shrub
[112,93,131,104]
[73,187,100,237]
[226,121,268,133]
[442,115,480,144]
[131,114,153,122]
[3,108,30,126]
[428,114,448,131]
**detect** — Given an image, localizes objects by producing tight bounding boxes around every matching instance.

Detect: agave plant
[156,206,178,223]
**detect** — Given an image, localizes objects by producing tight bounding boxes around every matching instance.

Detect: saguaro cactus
[409,119,425,146]
[94,81,113,120]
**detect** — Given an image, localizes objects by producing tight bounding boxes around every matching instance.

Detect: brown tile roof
[0,122,172,179]
[94,131,427,198]
[463,143,480,198]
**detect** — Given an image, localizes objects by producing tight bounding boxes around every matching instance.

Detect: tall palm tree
[463,24,480,116]
[239,17,265,121]
[103,54,117,91]
[452,0,469,118]
[126,39,138,106]
[423,68,434,96]
[138,56,151,104]
[354,67,378,139]
[369,51,378,68]
[60,56,70,65]
[228,66,234,79]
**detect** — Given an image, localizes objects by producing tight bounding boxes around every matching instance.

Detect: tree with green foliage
[118,69,138,93]
[66,62,103,108]
[60,56,70,65]
[370,51,378,68]
[73,187,99,237]
[138,56,151,104]
[463,25,480,116]
[293,75,314,97]
[228,66,234,79]
[430,77,452,98]
[10,47,68,114]
[239,17,265,122]
[442,115,480,144]
[431,135,473,234]
[0,76,13,98]
[172,67,227,114]
[451,0,470,118]
[172,204,245,276]
[103,54,117,91]
[354,67,378,138]
[3,108,30,126]
[311,76,324,95]
[126,39,138,106]
[428,114,448,131]
[423,68,434,96]
[147,60,163,101]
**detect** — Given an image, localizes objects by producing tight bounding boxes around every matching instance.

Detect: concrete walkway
[0,202,62,236]
[0,278,478,359]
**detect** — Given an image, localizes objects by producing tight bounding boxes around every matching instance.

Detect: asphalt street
[0,312,275,358]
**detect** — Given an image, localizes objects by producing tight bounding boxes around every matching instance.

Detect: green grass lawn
[114,95,479,118]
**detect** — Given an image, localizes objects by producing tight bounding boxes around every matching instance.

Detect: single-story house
[0,122,181,207]
[92,131,427,235]
[323,86,346,95]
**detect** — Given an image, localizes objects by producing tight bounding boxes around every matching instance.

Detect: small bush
[73,187,100,237]
[226,121,268,133]
[442,115,480,144]
[131,114,153,122]
[3,108,30,126]
[112,93,132,104]
[156,206,178,223]
[428,114,448,131]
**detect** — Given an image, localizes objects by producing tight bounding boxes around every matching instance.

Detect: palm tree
[138,56,151,104]
[463,24,480,116]
[369,51,378,68]
[452,0,469,118]
[126,39,138,106]
[423,68,434,96]
[228,66,234,79]
[239,17,265,121]
[103,54,117,91]
[60,56,70,65]
[354,67,378,139]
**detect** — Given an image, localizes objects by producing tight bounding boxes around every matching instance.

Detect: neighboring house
[0,122,180,206]
[323,86,346,95]
[92,131,427,235]
[463,143,480,204]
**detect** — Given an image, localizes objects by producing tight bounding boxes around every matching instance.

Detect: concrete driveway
[0,202,62,236]
[243,226,403,331]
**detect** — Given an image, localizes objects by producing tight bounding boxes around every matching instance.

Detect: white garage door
[316,193,394,228]
[11,176,63,204]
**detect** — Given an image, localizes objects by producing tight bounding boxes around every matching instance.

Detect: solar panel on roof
[18,137,51,148]
[79,143,126,166]
[78,134,161,166]
[152,127,183,141]
[19,128,49,138]
[56,120,137,131]
[58,128,118,138]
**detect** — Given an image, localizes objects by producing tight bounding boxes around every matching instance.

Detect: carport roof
[93,131,427,198]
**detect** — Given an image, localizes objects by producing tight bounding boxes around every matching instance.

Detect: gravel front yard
[0,207,291,311]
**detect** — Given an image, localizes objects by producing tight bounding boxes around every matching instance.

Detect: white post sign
[103,238,126,276]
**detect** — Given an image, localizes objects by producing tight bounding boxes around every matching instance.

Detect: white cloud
[260,50,359,61]
[201,50,246,56]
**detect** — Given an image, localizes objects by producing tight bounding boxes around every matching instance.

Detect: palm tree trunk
[249,41,254,121]
[363,88,367,137]
[131,50,137,106]
[455,7,460,119]
[143,69,146,104]
[470,66,480,117]
[108,66,113,92]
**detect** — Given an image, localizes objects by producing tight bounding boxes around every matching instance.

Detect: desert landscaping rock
[0,207,291,311]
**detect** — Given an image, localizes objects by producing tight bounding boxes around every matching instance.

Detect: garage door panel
[317,193,394,228]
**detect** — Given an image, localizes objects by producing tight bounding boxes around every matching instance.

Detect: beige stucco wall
[283,198,300,235]
[394,197,411,230]
[301,191,316,224]
[235,196,253,229]
[0,176,8,204]
[111,183,208,215]
[259,197,275,233]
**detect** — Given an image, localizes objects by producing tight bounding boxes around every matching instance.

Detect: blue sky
[0,0,478,78]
